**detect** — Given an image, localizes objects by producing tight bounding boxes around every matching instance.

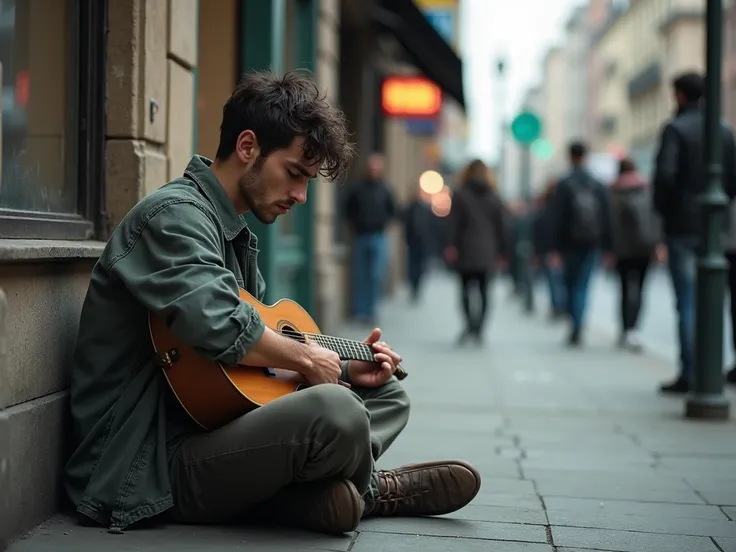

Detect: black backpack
[568,173,602,247]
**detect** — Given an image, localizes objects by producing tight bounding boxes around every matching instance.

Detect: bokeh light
[419,170,444,195]
[430,191,452,217]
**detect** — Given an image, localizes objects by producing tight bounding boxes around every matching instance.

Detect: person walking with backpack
[608,157,664,352]
[547,141,612,346]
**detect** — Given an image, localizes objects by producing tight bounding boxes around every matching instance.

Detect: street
[8,270,736,552]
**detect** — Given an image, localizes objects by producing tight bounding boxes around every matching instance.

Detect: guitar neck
[309,334,375,362]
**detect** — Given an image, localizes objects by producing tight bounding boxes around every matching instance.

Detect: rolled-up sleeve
[108,200,265,365]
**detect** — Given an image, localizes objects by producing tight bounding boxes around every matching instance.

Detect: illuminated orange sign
[381,76,442,118]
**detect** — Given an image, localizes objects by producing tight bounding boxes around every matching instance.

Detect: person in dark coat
[444,159,508,345]
[532,179,566,319]
[402,186,434,302]
[608,157,663,352]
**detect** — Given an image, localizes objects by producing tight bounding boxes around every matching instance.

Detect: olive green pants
[169,380,410,523]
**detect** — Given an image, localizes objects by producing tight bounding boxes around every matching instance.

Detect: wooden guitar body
[148,288,316,431]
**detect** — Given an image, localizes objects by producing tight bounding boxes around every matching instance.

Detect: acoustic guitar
[148,287,408,431]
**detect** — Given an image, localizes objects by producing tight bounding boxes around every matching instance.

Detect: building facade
[593,6,634,156]
[590,0,707,175]
[538,47,568,179]
[563,6,590,143]
[0,0,465,543]
[585,0,615,150]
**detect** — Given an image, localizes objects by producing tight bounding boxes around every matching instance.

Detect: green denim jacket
[64,156,269,532]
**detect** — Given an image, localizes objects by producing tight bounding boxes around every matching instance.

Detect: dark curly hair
[215,70,356,182]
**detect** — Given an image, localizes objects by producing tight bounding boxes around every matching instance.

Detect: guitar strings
[276,328,374,358]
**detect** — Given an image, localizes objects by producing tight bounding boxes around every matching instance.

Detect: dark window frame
[0,0,107,240]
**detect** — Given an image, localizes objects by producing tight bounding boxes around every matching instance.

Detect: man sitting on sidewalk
[63,70,481,536]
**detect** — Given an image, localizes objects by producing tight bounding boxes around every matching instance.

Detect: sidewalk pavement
[9,271,736,552]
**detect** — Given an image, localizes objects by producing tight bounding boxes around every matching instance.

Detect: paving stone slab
[521,458,658,474]
[8,517,354,552]
[524,469,690,489]
[634,438,736,455]
[358,517,548,543]
[543,496,729,521]
[473,477,538,496]
[351,531,553,552]
[523,451,654,467]
[469,490,543,509]
[443,504,547,525]
[698,490,736,506]
[547,508,736,538]
[716,536,736,552]
[686,476,736,491]
[536,480,704,504]
[656,457,736,478]
[551,526,719,552]
[723,507,736,520]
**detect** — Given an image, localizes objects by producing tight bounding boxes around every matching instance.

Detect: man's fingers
[373,353,397,374]
[373,343,402,363]
[364,328,382,344]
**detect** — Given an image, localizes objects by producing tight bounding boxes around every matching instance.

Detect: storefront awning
[372,0,466,110]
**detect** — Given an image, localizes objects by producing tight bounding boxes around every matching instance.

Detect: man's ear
[235,130,260,164]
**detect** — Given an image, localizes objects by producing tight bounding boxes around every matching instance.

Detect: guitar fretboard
[308,334,375,362]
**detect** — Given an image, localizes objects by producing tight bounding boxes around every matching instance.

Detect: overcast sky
[459,0,582,162]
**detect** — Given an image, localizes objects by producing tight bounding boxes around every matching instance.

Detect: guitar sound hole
[279,324,306,343]
[296,383,309,391]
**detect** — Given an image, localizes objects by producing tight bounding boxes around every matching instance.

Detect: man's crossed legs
[169,381,480,534]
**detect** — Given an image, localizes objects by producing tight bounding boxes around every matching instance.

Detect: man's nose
[290,186,307,204]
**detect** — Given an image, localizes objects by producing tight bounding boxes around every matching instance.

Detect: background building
[0,0,465,544]
[520,0,734,187]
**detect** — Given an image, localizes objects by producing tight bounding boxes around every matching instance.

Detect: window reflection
[0,0,77,214]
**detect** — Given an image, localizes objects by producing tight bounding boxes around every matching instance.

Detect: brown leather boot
[371,460,481,517]
[256,479,363,534]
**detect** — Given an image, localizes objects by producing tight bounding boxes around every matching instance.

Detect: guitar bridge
[154,348,180,370]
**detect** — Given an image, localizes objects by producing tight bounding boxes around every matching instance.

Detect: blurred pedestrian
[532,179,566,320]
[402,184,434,302]
[444,159,508,345]
[653,72,736,393]
[343,152,397,326]
[547,141,612,347]
[608,157,663,352]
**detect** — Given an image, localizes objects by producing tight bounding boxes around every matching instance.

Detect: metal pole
[686,0,730,420]
[519,144,535,314]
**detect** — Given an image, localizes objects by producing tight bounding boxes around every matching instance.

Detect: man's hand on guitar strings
[346,328,403,388]
[302,342,343,386]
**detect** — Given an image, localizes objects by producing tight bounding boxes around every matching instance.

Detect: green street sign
[511,111,542,145]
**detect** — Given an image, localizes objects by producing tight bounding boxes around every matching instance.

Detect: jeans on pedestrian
[351,232,389,320]
[562,249,598,332]
[666,237,697,381]
[616,257,651,333]
[541,259,566,313]
[406,242,427,299]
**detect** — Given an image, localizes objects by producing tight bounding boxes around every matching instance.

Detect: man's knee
[306,385,371,440]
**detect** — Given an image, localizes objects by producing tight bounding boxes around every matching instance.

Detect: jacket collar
[183,155,248,241]
[676,101,702,117]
